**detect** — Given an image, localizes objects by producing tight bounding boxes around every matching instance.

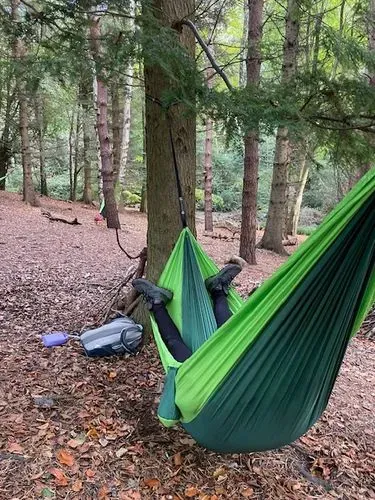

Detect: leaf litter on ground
[0,192,374,499]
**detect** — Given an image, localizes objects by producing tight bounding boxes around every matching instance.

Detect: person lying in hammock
[132,263,242,362]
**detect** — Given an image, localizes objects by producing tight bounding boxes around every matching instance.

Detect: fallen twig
[42,209,81,225]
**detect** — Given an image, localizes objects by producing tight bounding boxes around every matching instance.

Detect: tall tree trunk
[93,75,104,204]
[12,0,38,206]
[362,0,375,174]
[139,101,147,213]
[259,0,300,254]
[239,0,264,264]
[0,81,13,191]
[204,59,214,232]
[72,106,81,201]
[80,76,93,204]
[90,16,120,229]
[35,92,48,196]
[119,68,134,188]
[286,142,309,236]
[111,79,122,182]
[144,0,196,282]
[239,0,249,88]
[69,109,75,201]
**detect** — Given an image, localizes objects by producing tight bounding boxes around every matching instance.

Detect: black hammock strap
[167,116,188,229]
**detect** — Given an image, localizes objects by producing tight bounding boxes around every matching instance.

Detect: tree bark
[35,92,48,196]
[139,101,147,213]
[204,59,215,232]
[239,0,249,88]
[144,0,196,282]
[286,142,309,236]
[119,67,134,188]
[239,0,264,264]
[259,0,300,254]
[80,76,94,204]
[0,80,13,191]
[362,0,375,174]
[69,109,75,201]
[111,79,122,182]
[90,16,120,229]
[72,106,81,202]
[12,0,38,206]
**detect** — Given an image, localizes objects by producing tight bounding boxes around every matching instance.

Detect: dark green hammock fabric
[152,169,375,453]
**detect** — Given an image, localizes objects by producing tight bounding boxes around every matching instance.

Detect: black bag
[80,316,143,357]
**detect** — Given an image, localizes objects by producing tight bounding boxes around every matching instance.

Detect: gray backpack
[80,316,143,357]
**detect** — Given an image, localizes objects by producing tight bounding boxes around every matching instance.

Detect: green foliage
[297,226,316,236]
[195,188,224,211]
[123,190,141,205]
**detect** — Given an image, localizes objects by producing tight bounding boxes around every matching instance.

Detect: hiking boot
[132,278,173,310]
[205,264,242,295]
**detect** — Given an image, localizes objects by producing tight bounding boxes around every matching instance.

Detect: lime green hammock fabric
[151,169,375,453]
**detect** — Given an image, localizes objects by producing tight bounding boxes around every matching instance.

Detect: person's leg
[152,303,192,362]
[205,263,242,328]
[210,289,232,327]
[132,278,191,362]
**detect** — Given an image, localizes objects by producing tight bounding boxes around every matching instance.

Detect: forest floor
[0,192,374,500]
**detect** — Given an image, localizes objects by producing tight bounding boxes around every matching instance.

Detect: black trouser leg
[152,303,192,362]
[211,290,232,327]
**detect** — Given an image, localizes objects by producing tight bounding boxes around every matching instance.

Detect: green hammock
[150,168,375,453]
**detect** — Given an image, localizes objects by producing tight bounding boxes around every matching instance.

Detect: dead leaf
[98,484,111,499]
[108,371,117,379]
[71,480,83,492]
[87,427,100,439]
[116,447,127,458]
[67,433,86,448]
[242,487,254,497]
[119,490,141,500]
[99,437,109,447]
[7,442,24,454]
[50,468,69,487]
[85,468,96,478]
[56,449,74,467]
[144,478,161,489]
[185,486,199,497]
[173,452,182,466]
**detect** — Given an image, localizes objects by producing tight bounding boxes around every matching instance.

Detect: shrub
[297,226,316,236]
[195,188,224,211]
[123,190,141,205]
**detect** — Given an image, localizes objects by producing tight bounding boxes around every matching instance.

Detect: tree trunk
[239,0,249,88]
[119,67,134,188]
[144,0,196,282]
[239,0,264,264]
[204,59,215,232]
[140,181,147,213]
[286,142,309,236]
[362,0,375,174]
[69,109,75,201]
[93,75,104,205]
[111,79,122,182]
[0,81,13,191]
[12,0,38,206]
[72,106,81,201]
[90,16,120,229]
[259,0,300,254]
[139,101,147,213]
[118,0,135,189]
[80,76,94,204]
[35,92,48,196]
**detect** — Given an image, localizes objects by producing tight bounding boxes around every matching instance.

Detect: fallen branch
[42,210,81,225]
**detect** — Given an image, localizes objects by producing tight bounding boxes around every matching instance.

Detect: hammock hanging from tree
[150,168,374,453]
